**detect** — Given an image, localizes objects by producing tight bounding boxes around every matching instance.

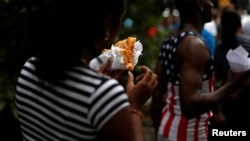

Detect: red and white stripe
[158,78,213,141]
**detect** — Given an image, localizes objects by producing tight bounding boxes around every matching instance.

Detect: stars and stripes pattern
[158,31,214,141]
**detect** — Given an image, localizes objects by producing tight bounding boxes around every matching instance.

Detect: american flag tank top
[157,31,214,141]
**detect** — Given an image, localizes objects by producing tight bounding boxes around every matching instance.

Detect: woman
[152,0,250,141]
[15,0,158,141]
[214,9,250,132]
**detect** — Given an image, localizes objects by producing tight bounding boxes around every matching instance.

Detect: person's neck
[80,42,105,65]
[80,46,96,65]
[180,17,203,34]
[180,23,203,34]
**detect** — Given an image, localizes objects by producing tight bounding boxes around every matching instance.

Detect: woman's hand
[126,66,158,110]
[98,59,126,80]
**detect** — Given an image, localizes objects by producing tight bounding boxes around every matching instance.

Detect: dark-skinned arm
[99,66,158,141]
[178,36,250,119]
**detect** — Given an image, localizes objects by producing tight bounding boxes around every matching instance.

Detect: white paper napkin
[226,45,250,72]
[89,40,143,71]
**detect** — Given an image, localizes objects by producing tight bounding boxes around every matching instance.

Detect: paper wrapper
[226,45,250,72]
[89,38,143,71]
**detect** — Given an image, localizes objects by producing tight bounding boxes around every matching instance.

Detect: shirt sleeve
[88,78,130,130]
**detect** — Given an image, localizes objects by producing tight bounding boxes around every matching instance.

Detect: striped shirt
[157,31,214,141]
[15,57,129,141]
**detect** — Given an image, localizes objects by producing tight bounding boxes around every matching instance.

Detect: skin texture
[100,66,158,141]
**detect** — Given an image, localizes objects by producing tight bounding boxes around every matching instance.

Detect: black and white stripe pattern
[16,57,129,141]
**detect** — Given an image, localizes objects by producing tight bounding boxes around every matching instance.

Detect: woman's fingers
[138,66,158,88]
[98,59,111,73]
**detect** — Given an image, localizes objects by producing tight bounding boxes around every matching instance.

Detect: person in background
[202,28,216,56]
[168,9,216,56]
[242,6,250,36]
[15,0,158,141]
[214,9,250,132]
[151,0,250,141]
[203,8,218,38]
[242,18,250,36]
[167,9,216,55]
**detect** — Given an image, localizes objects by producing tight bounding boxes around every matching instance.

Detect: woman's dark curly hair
[28,0,127,82]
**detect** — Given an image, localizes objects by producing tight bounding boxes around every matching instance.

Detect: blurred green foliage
[121,0,173,69]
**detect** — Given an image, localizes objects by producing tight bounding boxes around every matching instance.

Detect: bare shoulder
[177,35,210,63]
